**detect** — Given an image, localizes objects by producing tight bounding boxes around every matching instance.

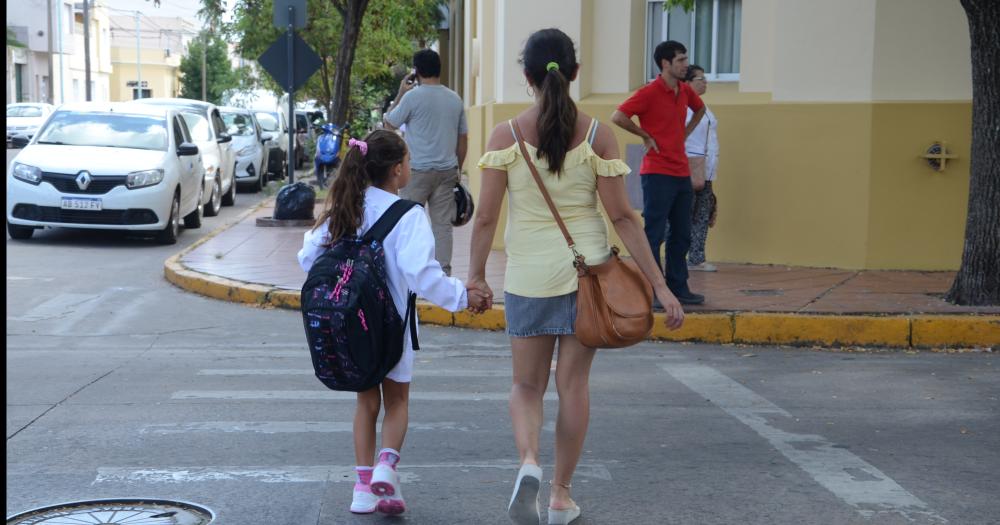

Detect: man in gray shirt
[384,49,468,275]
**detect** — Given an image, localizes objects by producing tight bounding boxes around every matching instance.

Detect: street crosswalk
[67,346,950,525]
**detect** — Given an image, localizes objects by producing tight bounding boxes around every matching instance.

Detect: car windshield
[180,112,212,142]
[255,112,280,132]
[7,106,44,117]
[34,111,168,151]
[221,113,255,136]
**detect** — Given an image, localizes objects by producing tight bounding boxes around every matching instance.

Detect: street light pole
[56,0,64,103]
[202,31,207,101]
[135,10,141,99]
[84,0,91,101]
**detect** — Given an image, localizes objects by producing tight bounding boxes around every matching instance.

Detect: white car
[219,107,272,192]
[7,103,55,148]
[131,98,237,216]
[7,103,205,244]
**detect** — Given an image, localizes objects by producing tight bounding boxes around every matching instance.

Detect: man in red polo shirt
[612,40,706,306]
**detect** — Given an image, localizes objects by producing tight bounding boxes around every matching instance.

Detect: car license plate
[61,197,102,211]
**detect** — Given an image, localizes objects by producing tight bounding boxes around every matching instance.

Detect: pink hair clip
[348,138,368,156]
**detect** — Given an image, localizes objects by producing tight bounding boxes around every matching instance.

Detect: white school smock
[298,186,468,383]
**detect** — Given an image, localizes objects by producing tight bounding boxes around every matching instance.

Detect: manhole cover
[7,499,214,525]
[740,289,783,297]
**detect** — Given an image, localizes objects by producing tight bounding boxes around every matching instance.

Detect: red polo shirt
[618,76,704,177]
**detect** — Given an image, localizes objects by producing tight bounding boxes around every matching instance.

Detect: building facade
[108,15,195,101]
[459,0,973,270]
[7,0,114,105]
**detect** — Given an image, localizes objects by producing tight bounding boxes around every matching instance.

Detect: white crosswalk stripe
[661,363,949,524]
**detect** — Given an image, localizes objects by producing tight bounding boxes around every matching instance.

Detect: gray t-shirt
[386,84,467,171]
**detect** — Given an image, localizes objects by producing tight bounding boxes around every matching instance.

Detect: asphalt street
[5,156,999,524]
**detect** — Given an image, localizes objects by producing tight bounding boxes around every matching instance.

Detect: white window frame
[646,0,740,82]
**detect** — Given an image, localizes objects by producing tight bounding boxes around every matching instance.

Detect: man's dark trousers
[641,173,694,295]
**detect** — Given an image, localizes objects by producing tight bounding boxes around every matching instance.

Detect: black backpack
[301,199,420,392]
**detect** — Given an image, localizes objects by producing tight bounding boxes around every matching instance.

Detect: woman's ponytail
[520,29,579,174]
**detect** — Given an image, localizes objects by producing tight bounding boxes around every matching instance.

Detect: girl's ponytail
[314,129,408,243]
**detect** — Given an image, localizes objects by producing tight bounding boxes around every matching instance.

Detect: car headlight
[12,162,42,185]
[126,169,165,189]
[237,145,255,156]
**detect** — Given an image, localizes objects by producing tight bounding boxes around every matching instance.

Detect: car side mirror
[177,142,200,156]
[261,132,274,143]
[11,135,30,149]
[217,133,232,144]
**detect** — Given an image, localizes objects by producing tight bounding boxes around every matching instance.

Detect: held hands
[465,279,494,314]
[656,289,685,330]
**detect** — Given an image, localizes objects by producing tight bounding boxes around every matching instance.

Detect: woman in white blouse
[684,65,719,272]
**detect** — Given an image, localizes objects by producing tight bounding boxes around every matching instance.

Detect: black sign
[258,32,323,93]
[274,0,307,30]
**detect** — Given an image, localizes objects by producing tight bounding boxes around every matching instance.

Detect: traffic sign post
[259,0,322,184]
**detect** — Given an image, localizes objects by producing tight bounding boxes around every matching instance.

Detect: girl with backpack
[298,129,490,516]
[467,29,685,524]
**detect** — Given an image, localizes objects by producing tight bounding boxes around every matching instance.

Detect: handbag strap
[510,119,587,268]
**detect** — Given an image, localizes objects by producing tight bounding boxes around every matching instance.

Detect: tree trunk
[330,0,370,126]
[948,0,1000,306]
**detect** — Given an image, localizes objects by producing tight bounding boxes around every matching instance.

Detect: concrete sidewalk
[165,197,1000,349]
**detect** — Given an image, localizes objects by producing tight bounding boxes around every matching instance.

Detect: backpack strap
[362,198,422,351]
[363,199,421,243]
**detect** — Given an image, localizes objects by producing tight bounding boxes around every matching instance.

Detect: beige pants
[400,168,459,275]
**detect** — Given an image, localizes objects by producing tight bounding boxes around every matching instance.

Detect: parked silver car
[219,107,273,193]
[131,98,237,216]
[7,103,55,148]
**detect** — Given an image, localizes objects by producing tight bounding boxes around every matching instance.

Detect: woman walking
[467,28,685,525]
[685,65,720,272]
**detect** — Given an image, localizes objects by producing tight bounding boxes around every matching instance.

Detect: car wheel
[205,175,222,217]
[156,192,181,245]
[258,163,267,192]
[7,222,34,240]
[184,186,204,229]
[222,173,236,206]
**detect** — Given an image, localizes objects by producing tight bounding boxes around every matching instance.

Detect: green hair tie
[546,61,560,72]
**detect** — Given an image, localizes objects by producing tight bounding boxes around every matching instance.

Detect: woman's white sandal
[508,463,543,524]
[547,481,581,524]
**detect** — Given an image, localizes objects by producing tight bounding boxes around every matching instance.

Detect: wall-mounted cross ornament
[922,142,959,172]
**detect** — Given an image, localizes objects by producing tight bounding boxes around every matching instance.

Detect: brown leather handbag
[511,121,654,348]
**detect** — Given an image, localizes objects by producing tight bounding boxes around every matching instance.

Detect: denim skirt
[504,291,577,337]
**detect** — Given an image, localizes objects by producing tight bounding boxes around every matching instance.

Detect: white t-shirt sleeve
[298,224,330,272]
[391,208,468,311]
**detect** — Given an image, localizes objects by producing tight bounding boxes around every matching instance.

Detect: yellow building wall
[865,103,971,269]
[110,48,181,102]
[461,0,974,270]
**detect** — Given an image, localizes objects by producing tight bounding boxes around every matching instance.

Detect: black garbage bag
[274,182,316,220]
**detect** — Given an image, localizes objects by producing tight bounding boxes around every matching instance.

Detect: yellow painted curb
[417,303,455,326]
[734,313,911,347]
[454,306,506,331]
[912,315,1000,348]
[164,199,998,349]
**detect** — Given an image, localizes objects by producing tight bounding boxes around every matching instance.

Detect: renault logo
[76,171,92,190]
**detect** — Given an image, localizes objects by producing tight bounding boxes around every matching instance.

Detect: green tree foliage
[178,32,238,105]
[203,0,444,132]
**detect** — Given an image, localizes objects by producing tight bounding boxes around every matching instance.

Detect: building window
[647,0,741,81]
[133,88,152,100]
